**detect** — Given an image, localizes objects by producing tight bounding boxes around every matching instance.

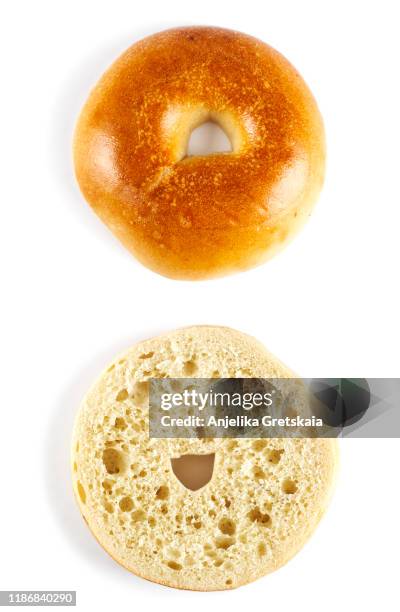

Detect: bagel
[71,326,338,590]
[74,26,325,280]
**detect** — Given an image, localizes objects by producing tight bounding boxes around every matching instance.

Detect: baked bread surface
[72,327,338,590]
[74,27,326,279]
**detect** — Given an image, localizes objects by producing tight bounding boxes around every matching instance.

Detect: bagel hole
[187,121,232,157]
[171,453,215,491]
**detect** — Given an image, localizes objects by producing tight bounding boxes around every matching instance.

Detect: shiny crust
[74,26,325,279]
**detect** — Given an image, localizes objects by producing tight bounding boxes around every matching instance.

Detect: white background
[1,0,399,610]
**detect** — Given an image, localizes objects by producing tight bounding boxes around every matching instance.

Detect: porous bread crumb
[72,326,338,590]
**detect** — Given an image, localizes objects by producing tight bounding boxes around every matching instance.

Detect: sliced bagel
[72,326,338,590]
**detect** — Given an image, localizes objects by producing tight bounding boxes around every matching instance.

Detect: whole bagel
[74,27,325,279]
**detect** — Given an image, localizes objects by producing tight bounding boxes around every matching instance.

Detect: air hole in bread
[133,381,148,405]
[215,536,235,550]
[258,542,267,557]
[114,417,127,430]
[268,449,284,464]
[183,359,198,375]
[119,496,134,512]
[116,389,129,401]
[248,507,271,526]
[102,479,114,493]
[218,518,236,536]
[171,453,215,491]
[155,485,169,500]
[225,579,233,586]
[77,481,86,504]
[139,351,154,360]
[253,466,266,479]
[252,440,268,452]
[131,509,146,522]
[102,448,126,475]
[167,561,182,571]
[282,479,297,494]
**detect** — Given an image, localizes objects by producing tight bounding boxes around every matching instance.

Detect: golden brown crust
[74,26,325,279]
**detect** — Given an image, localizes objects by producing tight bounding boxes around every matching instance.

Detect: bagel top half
[72,326,338,590]
[74,27,325,280]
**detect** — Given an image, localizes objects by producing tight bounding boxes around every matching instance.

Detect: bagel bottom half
[71,327,338,590]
